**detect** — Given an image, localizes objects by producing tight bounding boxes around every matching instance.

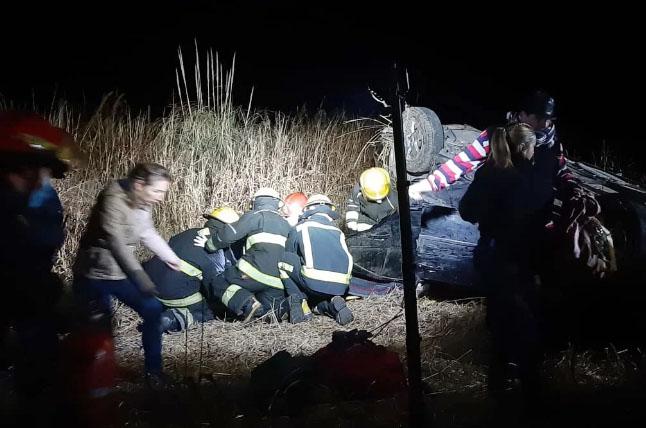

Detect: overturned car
[347,107,646,293]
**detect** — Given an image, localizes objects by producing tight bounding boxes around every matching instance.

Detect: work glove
[131,269,159,296]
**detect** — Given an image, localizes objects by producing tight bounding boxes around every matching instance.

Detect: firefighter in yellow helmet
[144,207,240,333]
[196,188,292,322]
[345,167,398,233]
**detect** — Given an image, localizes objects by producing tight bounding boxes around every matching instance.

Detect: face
[4,167,43,194]
[518,112,552,131]
[132,178,170,206]
[520,142,536,161]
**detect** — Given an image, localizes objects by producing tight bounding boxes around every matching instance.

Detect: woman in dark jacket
[459,122,543,404]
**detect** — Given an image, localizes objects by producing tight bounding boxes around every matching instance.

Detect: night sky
[2,1,643,168]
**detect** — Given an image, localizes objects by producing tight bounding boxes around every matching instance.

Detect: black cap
[519,90,556,119]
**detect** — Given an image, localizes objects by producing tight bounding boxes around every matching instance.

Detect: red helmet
[0,112,80,177]
[282,192,308,217]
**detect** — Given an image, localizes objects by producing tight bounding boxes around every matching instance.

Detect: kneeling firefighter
[144,207,240,332]
[197,188,292,322]
[279,194,354,325]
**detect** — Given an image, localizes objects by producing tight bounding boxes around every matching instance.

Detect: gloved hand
[131,269,159,296]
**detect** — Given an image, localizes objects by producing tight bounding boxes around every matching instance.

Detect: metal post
[390,63,425,427]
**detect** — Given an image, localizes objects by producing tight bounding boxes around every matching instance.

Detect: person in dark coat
[459,122,544,404]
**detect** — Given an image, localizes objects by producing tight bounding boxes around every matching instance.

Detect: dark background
[2,1,643,169]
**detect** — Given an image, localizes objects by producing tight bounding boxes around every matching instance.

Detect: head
[203,206,239,225]
[517,90,556,131]
[281,191,308,226]
[489,123,536,169]
[202,206,240,232]
[0,111,73,193]
[252,187,282,211]
[304,193,336,213]
[359,167,391,202]
[128,163,172,207]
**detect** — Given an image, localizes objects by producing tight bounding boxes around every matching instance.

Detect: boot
[330,296,353,326]
[241,297,262,323]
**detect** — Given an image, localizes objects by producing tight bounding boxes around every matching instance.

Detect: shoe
[302,300,313,322]
[331,296,354,326]
[160,312,181,333]
[241,298,262,323]
[289,298,306,323]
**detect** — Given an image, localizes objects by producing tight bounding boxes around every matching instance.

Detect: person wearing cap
[408,90,610,279]
[0,112,74,399]
[279,194,354,325]
[73,162,182,383]
[345,167,398,232]
[409,90,577,198]
[196,188,292,322]
[143,207,241,333]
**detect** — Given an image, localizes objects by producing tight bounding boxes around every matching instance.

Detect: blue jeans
[77,277,163,373]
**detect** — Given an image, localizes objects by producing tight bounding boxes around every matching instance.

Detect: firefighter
[0,112,73,410]
[345,167,398,232]
[144,207,240,333]
[279,194,354,325]
[196,188,291,322]
[281,191,308,227]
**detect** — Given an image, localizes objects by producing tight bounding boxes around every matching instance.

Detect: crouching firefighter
[345,167,398,233]
[279,194,354,325]
[144,207,240,332]
[197,188,292,322]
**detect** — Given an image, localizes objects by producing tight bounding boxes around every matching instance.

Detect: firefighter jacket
[285,205,353,295]
[143,227,231,307]
[206,197,290,290]
[345,184,398,232]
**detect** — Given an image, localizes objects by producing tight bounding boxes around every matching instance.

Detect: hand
[131,270,159,296]
[194,234,208,248]
[165,258,182,271]
[408,179,436,201]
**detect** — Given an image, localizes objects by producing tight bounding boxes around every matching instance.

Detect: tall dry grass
[12,48,379,279]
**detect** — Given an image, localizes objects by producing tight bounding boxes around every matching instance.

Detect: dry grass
[4,49,644,427]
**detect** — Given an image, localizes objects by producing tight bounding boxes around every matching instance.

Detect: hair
[128,162,171,184]
[488,123,536,169]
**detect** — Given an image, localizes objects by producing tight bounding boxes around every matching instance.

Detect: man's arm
[206,211,257,252]
[345,185,375,232]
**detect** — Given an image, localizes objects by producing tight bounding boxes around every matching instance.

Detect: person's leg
[255,288,290,321]
[207,268,259,319]
[279,252,312,323]
[306,288,354,326]
[108,279,163,373]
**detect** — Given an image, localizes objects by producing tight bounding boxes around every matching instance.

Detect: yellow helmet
[203,206,240,224]
[360,167,391,201]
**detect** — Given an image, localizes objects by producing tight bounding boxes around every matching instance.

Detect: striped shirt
[427,114,576,191]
